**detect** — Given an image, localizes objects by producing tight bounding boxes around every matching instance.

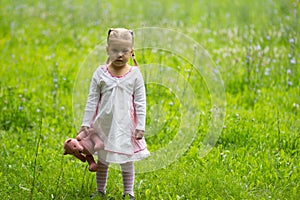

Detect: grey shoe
[90,191,106,199]
[123,194,135,200]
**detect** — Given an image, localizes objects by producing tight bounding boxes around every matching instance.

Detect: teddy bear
[64,127,104,172]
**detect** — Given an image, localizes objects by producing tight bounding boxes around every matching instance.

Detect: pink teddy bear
[64,127,104,172]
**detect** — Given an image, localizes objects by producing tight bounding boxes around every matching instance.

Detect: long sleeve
[81,68,102,127]
[133,69,146,131]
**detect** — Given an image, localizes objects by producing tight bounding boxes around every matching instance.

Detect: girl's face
[106,40,133,68]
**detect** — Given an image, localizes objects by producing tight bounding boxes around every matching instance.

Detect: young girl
[79,28,150,199]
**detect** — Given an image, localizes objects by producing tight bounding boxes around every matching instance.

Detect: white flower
[293,103,299,110]
[255,44,261,51]
[290,58,296,64]
[289,38,295,43]
[264,68,271,76]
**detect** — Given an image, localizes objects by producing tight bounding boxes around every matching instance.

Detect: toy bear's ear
[63,147,69,155]
[63,139,72,155]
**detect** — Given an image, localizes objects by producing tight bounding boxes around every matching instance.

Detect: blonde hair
[107,28,134,47]
[106,28,138,66]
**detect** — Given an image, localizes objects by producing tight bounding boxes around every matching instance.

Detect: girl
[79,28,150,199]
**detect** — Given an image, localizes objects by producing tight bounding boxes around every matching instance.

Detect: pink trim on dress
[130,96,147,153]
[106,65,133,78]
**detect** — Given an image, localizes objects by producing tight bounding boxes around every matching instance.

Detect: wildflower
[290,58,296,64]
[266,36,271,40]
[246,55,251,64]
[220,153,227,159]
[255,44,261,51]
[293,103,299,110]
[53,78,58,83]
[42,30,48,35]
[264,68,271,76]
[19,106,23,111]
[287,69,292,74]
[288,81,293,86]
[151,49,157,53]
[289,38,295,43]
[61,106,65,110]
[37,108,41,113]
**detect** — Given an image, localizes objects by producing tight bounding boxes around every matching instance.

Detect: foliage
[0,0,299,199]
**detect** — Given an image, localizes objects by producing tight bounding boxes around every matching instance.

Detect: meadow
[0,0,299,199]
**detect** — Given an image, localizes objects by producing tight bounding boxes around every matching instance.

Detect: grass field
[0,0,299,199]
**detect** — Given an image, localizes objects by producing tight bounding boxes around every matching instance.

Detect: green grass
[0,0,299,199]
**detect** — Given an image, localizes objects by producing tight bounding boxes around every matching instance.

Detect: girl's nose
[118,51,123,57]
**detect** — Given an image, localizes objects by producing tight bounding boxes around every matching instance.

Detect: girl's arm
[134,69,146,132]
[81,69,102,128]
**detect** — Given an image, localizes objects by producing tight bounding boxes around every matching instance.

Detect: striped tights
[96,161,135,196]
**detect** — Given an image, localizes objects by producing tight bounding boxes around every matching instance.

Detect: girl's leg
[120,162,135,197]
[96,161,109,193]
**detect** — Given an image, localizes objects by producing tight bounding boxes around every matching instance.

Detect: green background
[0,0,299,199]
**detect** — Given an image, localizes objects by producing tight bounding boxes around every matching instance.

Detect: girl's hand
[77,126,89,140]
[135,130,144,140]
[77,126,89,134]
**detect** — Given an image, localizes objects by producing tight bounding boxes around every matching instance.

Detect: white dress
[82,65,150,164]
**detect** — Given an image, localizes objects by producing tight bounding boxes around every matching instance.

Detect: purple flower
[290,58,296,64]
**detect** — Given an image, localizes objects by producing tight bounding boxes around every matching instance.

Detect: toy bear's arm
[73,151,87,162]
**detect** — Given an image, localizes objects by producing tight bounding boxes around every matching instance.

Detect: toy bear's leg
[96,161,109,194]
[92,134,104,151]
[86,155,99,172]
